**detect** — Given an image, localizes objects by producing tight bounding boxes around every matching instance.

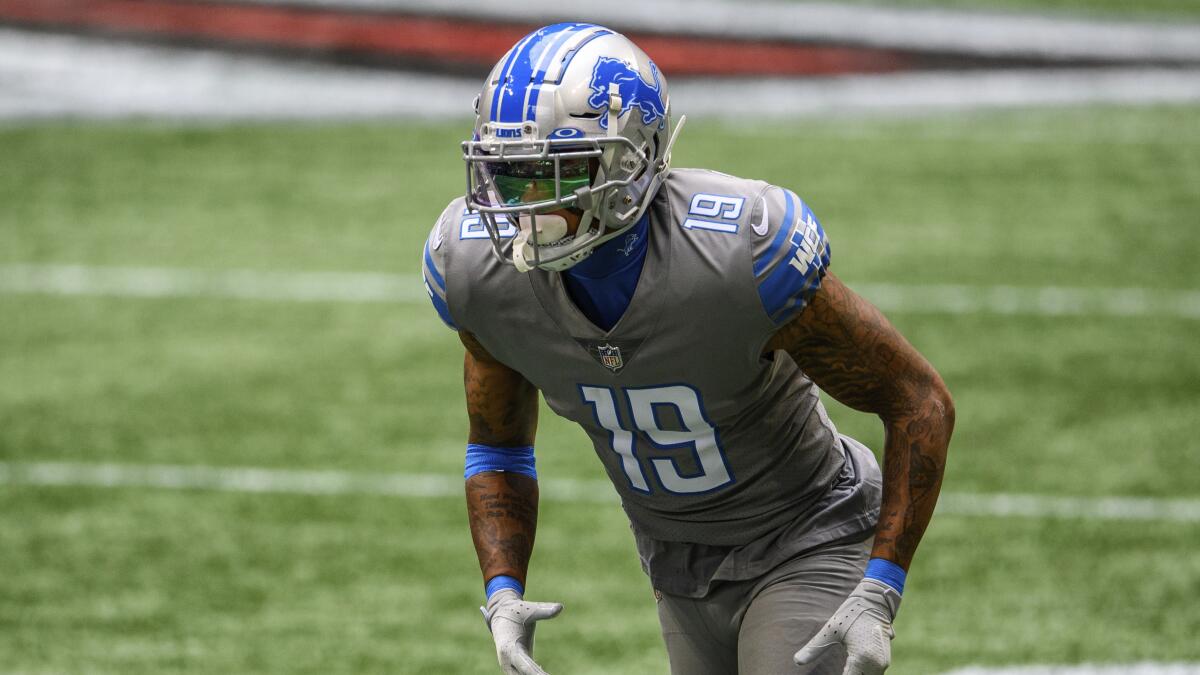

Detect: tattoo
[767,272,955,569]
[460,331,538,447]
[466,472,539,581]
[459,333,542,581]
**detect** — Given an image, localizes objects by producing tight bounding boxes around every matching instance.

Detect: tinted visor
[479,157,591,207]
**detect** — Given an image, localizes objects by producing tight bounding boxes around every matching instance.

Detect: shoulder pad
[421,200,461,330]
[668,168,768,237]
[749,186,832,326]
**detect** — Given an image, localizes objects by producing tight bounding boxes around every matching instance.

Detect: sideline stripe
[940,664,1200,675]
[2,461,1199,523]
[39,0,1200,63]
[2,264,1198,320]
[4,29,1200,121]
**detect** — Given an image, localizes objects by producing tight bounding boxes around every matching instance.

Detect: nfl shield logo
[597,343,623,372]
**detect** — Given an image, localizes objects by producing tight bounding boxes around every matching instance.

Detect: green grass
[2,105,1199,674]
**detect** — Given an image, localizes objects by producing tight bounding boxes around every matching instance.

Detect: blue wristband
[864,557,907,595]
[464,444,537,480]
[485,575,525,600]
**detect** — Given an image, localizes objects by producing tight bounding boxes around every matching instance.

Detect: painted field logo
[586,58,666,129]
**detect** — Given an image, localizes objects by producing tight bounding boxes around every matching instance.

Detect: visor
[472,156,592,208]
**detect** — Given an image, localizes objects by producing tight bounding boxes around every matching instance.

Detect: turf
[2,104,1199,674]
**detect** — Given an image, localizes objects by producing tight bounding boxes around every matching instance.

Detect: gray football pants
[655,537,871,675]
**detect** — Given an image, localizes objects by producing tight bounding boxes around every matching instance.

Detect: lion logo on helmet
[586,57,666,130]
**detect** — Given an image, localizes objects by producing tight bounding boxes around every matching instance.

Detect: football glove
[481,588,564,675]
[794,578,902,675]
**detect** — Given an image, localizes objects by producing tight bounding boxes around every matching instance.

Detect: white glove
[481,588,564,675]
[794,578,902,675]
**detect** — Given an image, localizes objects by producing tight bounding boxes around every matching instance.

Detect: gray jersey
[423,168,881,596]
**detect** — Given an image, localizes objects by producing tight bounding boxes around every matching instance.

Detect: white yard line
[851,282,1200,320]
[934,493,1200,523]
[0,461,615,503]
[0,264,425,303]
[2,461,1199,523]
[940,664,1200,674]
[3,264,1198,320]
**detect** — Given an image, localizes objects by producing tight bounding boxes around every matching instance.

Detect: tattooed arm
[460,330,541,587]
[765,272,955,570]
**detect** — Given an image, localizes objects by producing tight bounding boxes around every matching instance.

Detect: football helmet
[463,23,685,272]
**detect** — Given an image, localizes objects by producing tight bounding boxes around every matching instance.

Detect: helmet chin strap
[513,212,569,273]
[656,114,687,173]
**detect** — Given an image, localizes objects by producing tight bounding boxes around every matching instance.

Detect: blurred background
[2,1,1199,673]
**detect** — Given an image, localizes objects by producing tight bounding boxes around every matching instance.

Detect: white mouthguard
[513,213,570,272]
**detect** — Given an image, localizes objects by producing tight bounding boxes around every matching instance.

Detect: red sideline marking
[0,0,912,75]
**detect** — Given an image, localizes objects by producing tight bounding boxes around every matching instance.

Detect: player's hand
[481,588,564,675]
[794,579,902,675]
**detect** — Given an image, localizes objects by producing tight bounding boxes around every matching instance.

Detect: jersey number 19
[580,384,734,496]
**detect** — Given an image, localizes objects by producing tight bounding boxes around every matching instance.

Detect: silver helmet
[463,23,685,272]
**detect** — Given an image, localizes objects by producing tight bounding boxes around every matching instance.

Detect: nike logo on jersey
[751,195,770,236]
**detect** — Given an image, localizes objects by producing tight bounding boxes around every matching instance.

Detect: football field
[2,104,1199,674]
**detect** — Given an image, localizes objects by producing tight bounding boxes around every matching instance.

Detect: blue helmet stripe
[753,189,797,278]
[489,29,540,123]
[521,25,588,120]
[499,23,568,121]
[496,23,582,124]
[556,28,613,81]
[523,25,611,122]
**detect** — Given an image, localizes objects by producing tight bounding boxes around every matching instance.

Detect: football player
[422,23,954,675]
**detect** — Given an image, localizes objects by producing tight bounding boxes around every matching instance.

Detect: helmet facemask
[462,24,684,273]
[463,131,656,272]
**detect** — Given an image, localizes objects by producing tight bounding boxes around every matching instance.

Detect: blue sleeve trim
[422,237,456,330]
[465,444,537,480]
[423,240,446,293]
[756,202,830,325]
[752,188,796,277]
[486,575,525,600]
[865,557,907,595]
[766,264,827,326]
[424,278,457,330]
